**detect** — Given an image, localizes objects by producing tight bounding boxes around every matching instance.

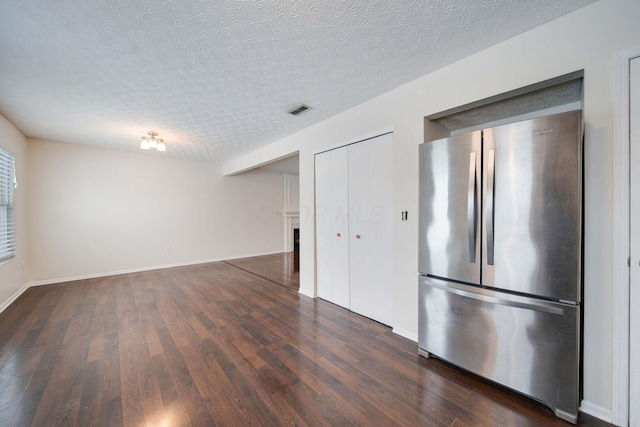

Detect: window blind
[0,147,15,263]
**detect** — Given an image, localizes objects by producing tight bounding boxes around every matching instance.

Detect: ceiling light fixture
[140,131,166,152]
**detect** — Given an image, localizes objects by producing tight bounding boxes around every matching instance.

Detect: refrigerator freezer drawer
[418,277,579,423]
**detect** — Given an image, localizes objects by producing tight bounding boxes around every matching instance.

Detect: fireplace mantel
[283,210,300,253]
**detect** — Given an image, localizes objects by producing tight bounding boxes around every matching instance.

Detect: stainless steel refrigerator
[418,110,582,423]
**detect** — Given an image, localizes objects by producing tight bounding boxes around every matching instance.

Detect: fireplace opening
[293,227,300,270]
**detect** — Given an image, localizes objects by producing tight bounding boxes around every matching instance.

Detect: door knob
[336,233,341,237]
[356,234,361,239]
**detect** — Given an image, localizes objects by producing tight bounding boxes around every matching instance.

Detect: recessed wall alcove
[424,70,584,142]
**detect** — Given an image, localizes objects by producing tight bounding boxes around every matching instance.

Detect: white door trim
[282,173,300,252]
[612,45,640,427]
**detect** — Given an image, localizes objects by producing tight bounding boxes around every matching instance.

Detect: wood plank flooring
[0,256,609,426]
[225,252,299,292]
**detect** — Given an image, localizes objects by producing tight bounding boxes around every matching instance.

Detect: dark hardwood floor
[225,252,299,292]
[0,257,609,426]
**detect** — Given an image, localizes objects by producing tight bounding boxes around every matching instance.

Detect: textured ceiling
[0,0,596,164]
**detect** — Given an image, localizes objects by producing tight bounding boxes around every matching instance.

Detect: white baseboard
[392,327,418,342]
[0,282,31,314]
[298,288,315,299]
[580,400,612,423]
[26,250,284,288]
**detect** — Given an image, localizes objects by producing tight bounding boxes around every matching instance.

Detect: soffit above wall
[0,0,596,164]
[426,71,584,136]
[257,155,299,175]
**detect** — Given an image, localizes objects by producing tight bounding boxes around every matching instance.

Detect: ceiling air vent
[288,104,311,115]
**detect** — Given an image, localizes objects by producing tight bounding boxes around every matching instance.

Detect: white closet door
[348,133,394,325]
[315,149,350,309]
[630,56,640,427]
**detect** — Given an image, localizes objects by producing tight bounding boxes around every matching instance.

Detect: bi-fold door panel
[348,134,394,326]
[315,149,350,309]
[630,56,640,427]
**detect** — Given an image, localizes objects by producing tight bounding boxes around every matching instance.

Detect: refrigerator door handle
[425,280,565,315]
[486,149,495,265]
[467,152,477,263]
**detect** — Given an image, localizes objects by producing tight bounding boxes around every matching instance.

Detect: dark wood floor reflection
[0,259,609,426]
[225,251,299,292]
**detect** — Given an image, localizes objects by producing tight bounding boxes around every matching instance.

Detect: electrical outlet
[401,211,408,221]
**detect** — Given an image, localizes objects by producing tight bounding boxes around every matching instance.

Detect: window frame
[0,146,16,263]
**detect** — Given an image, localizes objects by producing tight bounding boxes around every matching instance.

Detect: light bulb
[149,137,158,149]
[157,141,166,152]
[140,137,150,150]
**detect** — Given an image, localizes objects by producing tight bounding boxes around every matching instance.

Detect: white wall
[223,0,640,418]
[284,173,299,212]
[0,115,28,310]
[27,139,284,283]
